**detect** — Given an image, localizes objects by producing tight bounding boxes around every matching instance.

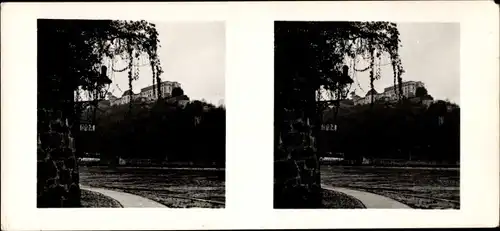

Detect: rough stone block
[50,120,65,132]
[37,148,46,160]
[295,159,305,170]
[66,183,81,207]
[40,132,63,149]
[274,148,288,161]
[274,160,298,184]
[45,160,59,178]
[59,169,72,186]
[37,161,47,182]
[71,169,79,184]
[64,156,76,169]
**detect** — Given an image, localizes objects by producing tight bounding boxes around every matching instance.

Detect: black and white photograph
[274,21,460,209]
[2,1,499,230]
[37,19,226,208]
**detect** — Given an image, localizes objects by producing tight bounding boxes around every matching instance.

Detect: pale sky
[107,21,225,106]
[105,22,459,106]
[350,23,460,104]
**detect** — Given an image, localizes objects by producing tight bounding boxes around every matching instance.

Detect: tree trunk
[369,44,375,107]
[152,66,156,98]
[274,84,321,209]
[127,43,134,114]
[156,66,162,100]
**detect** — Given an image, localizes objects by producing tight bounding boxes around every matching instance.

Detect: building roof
[141,85,155,93]
[122,89,135,96]
[384,81,423,92]
[140,81,181,92]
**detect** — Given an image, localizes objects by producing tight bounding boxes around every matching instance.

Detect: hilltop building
[351,80,426,105]
[109,80,181,106]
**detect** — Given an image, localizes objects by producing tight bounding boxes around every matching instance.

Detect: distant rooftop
[141,80,181,92]
[122,89,135,97]
[384,80,423,91]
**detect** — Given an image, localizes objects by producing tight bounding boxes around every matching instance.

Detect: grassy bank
[79,166,225,208]
[321,166,459,209]
[81,189,122,208]
[322,189,366,209]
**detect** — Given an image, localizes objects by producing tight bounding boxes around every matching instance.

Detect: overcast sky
[351,22,460,104]
[108,21,225,106]
[106,22,459,106]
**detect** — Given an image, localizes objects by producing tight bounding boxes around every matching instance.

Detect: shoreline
[79,165,225,171]
[321,164,459,171]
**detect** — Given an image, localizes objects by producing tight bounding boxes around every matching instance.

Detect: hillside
[318,99,460,163]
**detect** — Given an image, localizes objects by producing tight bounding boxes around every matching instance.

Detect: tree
[105,20,164,110]
[274,21,405,208]
[317,99,460,163]
[172,87,185,97]
[91,98,226,165]
[37,19,162,207]
[415,86,428,98]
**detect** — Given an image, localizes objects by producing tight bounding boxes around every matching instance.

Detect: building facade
[140,80,181,101]
[109,81,182,106]
[382,80,425,99]
[352,81,425,105]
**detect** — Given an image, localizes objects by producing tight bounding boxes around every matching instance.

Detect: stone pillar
[274,89,322,208]
[37,108,80,207]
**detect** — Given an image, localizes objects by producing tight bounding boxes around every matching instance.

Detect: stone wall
[37,108,80,207]
[274,108,322,208]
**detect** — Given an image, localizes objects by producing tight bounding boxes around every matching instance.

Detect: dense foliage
[38,19,163,109]
[274,21,406,151]
[319,100,460,163]
[275,21,404,112]
[415,86,429,98]
[38,19,165,156]
[79,98,226,166]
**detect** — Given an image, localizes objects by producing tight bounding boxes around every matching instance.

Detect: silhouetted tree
[90,99,225,166]
[416,86,429,98]
[318,100,460,163]
[172,87,185,98]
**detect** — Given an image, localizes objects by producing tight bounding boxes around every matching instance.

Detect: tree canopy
[416,86,429,98]
[172,87,185,98]
[78,99,226,166]
[318,100,460,163]
[38,19,164,119]
[274,21,407,148]
[275,21,405,109]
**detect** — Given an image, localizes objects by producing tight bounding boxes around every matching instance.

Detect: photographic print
[274,21,460,209]
[37,19,226,208]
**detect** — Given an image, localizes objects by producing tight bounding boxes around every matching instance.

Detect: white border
[1,1,499,230]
